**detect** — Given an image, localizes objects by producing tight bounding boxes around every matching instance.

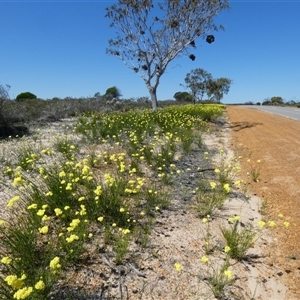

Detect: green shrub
[16,92,37,102]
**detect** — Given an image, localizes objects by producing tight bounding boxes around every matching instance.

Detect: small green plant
[181,130,194,153]
[246,158,262,182]
[54,138,78,160]
[221,216,256,260]
[14,146,39,171]
[206,262,235,299]
[194,181,227,217]
[202,216,214,254]
[199,252,235,299]
[113,230,131,265]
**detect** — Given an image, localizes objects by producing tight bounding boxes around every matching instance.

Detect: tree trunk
[148,87,158,112]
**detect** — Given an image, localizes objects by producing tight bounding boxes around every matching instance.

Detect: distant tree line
[243,96,300,107]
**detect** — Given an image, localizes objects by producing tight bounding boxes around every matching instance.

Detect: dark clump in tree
[189,54,196,61]
[16,92,37,102]
[105,0,229,111]
[206,35,215,44]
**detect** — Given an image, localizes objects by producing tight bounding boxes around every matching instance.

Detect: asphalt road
[240,105,300,121]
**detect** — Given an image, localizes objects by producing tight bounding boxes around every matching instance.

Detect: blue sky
[1,1,300,104]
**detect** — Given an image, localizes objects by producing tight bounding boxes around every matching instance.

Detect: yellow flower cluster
[125,177,145,194]
[1,256,12,265]
[49,256,61,270]
[5,274,26,289]
[201,256,209,263]
[7,195,20,207]
[223,183,231,194]
[13,286,33,299]
[67,219,80,232]
[224,269,233,279]
[66,234,79,243]
[228,215,240,223]
[174,262,182,271]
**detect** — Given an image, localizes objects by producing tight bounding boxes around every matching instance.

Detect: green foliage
[194,180,227,217]
[183,68,213,103]
[270,96,283,104]
[173,91,193,102]
[221,217,256,260]
[105,86,122,98]
[16,92,37,102]
[206,261,235,299]
[207,78,232,103]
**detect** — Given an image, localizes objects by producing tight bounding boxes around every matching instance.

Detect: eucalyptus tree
[105,0,229,111]
[183,68,213,104]
[207,77,232,102]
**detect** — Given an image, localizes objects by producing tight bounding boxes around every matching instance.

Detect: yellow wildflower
[59,171,66,177]
[54,208,63,216]
[67,219,80,232]
[201,256,209,263]
[65,183,72,190]
[12,176,24,186]
[7,195,20,207]
[283,221,290,228]
[257,220,266,228]
[13,286,33,299]
[268,220,276,227]
[34,280,45,290]
[27,203,37,210]
[223,183,230,193]
[36,209,45,216]
[94,186,102,196]
[66,234,79,243]
[39,226,49,234]
[41,215,50,222]
[49,257,61,270]
[1,256,12,265]
[224,246,231,253]
[5,274,26,289]
[234,180,241,187]
[210,182,216,189]
[224,269,233,279]
[174,262,182,271]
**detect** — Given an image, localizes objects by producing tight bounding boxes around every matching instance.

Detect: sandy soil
[226,106,300,299]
